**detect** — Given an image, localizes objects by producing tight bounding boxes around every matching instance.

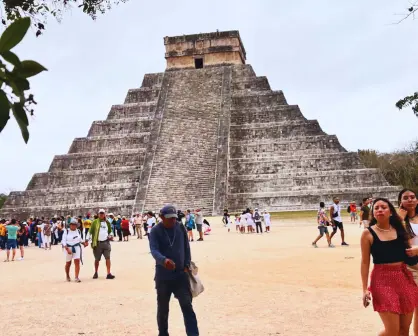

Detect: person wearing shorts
[62,219,87,282]
[194,209,204,241]
[4,219,19,262]
[87,209,115,280]
[360,198,371,228]
[329,197,349,246]
[312,202,334,248]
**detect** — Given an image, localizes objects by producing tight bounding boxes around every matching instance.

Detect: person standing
[361,198,418,335]
[253,208,263,234]
[0,219,6,250]
[194,209,204,242]
[83,215,92,238]
[87,209,115,279]
[16,223,27,260]
[312,202,334,248]
[134,213,143,239]
[121,216,130,242]
[4,219,19,262]
[108,213,116,236]
[263,210,271,233]
[349,201,357,223]
[62,218,88,282]
[115,215,122,242]
[246,209,255,233]
[43,220,52,250]
[234,214,240,232]
[149,205,199,336]
[360,198,371,228]
[398,188,418,336]
[329,197,349,246]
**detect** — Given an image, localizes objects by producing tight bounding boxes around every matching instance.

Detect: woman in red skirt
[361,197,418,335]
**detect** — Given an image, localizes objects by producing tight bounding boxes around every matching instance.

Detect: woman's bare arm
[360,229,372,292]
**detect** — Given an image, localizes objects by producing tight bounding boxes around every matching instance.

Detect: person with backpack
[43,220,52,250]
[185,210,195,242]
[62,218,88,282]
[253,208,263,234]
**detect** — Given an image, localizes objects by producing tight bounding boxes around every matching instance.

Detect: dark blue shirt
[149,222,191,281]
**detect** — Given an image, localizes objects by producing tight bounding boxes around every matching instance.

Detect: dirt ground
[0,215,383,336]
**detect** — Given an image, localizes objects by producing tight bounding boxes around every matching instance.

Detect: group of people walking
[222,208,271,234]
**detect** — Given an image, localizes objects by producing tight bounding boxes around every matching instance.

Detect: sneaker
[106,273,115,280]
[341,242,349,246]
[197,238,203,241]
[93,272,98,279]
[312,243,318,248]
[17,257,23,261]
[75,278,81,283]
[328,244,335,248]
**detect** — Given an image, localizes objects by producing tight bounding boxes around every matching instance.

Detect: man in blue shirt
[149,205,199,336]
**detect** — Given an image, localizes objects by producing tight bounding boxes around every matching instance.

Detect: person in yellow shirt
[83,214,92,238]
[0,220,7,250]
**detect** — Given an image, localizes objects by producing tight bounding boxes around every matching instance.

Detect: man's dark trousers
[156,272,199,336]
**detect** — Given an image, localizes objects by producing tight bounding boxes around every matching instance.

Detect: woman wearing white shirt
[62,219,88,282]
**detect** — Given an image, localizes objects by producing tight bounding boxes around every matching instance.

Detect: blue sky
[0,0,417,193]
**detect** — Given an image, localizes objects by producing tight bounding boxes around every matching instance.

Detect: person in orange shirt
[0,219,7,250]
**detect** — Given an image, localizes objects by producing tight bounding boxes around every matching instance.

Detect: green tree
[0,193,7,208]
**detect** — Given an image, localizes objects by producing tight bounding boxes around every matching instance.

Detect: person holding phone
[398,189,418,336]
[361,198,418,336]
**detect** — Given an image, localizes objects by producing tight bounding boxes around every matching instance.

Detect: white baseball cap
[98,209,106,214]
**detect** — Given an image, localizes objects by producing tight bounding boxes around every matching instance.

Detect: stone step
[124,87,161,104]
[228,169,389,193]
[230,119,324,141]
[107,102,157,120]
[68,133,150,153]
[232,91,287,108]
[230,135,345,159]
[141,73,164,88]
[232,64,256,79]
[4,183,137,208]
[27,168,142,190]
[229,152,363,174]
[232,76,270,92]
[49,148,145,172]
[226,186,400,212]
[88,118,153,136]
[230,105,304,124]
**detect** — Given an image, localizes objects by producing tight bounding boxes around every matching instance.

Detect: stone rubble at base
[0,30,399,219]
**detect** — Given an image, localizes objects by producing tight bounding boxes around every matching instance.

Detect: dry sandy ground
[1,215,384,336]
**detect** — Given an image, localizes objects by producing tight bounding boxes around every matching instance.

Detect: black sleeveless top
[368,227,409,264]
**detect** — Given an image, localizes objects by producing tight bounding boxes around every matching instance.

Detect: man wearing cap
[87,209,115,279]
[149,205,199,336]
[194,209,204,242]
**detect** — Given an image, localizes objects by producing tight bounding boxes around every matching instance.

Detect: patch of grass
[270,210,317,219]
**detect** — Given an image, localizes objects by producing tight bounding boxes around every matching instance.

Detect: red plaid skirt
[370,264,418,314]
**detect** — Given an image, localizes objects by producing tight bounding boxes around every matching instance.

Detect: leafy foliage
[359,141,418,192]
[1,0,129,36]
[0,193,7,209]
[0,17,47,142]
[396,92,418,117]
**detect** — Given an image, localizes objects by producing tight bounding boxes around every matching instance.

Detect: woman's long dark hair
[398,188,418,238]
[370,197,411,248]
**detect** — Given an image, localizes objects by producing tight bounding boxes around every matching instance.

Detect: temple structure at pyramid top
[0,30,399,219]
[164,31,246,69]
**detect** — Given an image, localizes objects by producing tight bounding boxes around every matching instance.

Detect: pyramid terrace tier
[230,105,305,124]
[232,76,271,93]
[229,152,364,175]
[230,120,324,141]
[0,200,136,220]
[87,118,153,137]
[231,91,287,109]
[124,87,161,104]
[49,149,146,172]
[228,168,389,193]
[107,102,157,120]
[26,167,142,190]
[226,185,400,212]
[140,73,164,89]
[2,183,137,209]
[68,133,150,153]
[232,64,257,79]
[229,135,346,159]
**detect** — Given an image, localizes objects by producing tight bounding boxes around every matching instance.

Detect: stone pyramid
[1,30,398,218]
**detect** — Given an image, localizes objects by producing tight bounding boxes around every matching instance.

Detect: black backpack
[254,211,261,221]
[347,206,351,213]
